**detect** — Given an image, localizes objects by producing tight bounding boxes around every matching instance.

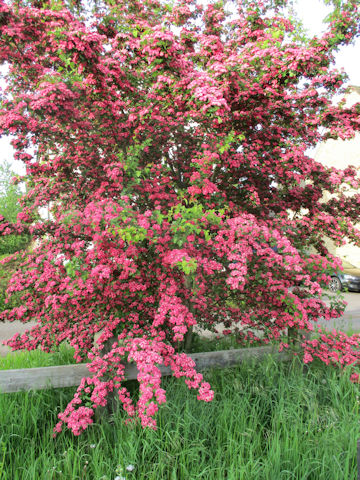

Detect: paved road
[318,291,360,333]
[1,292,360,356]
[0,320,34,356]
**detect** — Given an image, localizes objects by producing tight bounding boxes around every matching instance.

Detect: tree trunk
[184,275,195,353]
[184,326,194,353]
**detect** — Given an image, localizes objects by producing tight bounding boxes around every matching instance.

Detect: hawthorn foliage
[0,161,30,254]
[0,0,360,435]
[0,162,30,314]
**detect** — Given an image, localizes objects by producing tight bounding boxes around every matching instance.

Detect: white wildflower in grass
[90,444,96,449]
[126,465,135,472]
[114,465,126,480]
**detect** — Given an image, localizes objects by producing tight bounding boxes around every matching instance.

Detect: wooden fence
[0,345,289,393]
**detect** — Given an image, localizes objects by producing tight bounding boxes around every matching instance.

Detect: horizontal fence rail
[0,346,290,394]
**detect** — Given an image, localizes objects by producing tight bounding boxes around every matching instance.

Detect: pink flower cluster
[54,336,213,435]
[302,328,360,372]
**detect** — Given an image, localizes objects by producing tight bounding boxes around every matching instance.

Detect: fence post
[97,335,119,418]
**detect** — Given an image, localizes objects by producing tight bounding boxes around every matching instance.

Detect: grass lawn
[0,348,359,479]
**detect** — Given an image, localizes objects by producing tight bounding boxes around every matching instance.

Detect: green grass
[0,344,76,370]
[0,354,358,479]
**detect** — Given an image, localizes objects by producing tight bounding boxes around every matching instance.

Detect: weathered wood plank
[0,364,91,393]
[0,346,289,393]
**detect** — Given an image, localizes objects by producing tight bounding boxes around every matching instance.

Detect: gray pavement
[0,320,34,356]
[1,292,360,356]
[318,291,360,333]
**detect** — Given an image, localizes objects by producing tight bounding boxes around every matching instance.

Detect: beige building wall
[314,86,360,267]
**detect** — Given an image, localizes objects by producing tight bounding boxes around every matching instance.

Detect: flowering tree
[0,0,360,435]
